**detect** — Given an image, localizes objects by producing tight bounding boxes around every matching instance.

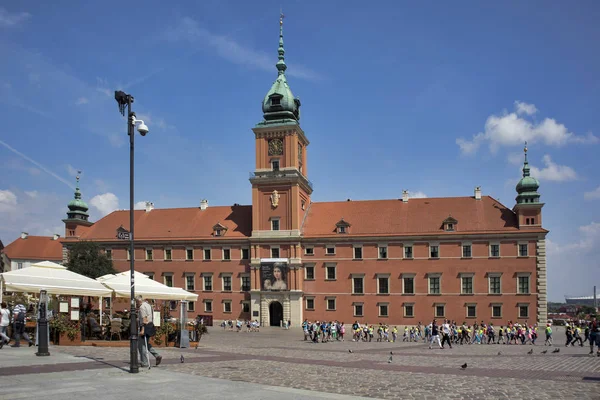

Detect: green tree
[66,241,116,279]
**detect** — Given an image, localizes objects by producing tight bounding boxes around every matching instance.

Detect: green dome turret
[258,13,301,126]
[515,143,541,204]
[66,173,90,221]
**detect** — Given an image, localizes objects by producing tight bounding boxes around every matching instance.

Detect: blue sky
[0,1,598,301]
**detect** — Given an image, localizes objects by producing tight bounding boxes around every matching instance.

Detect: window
[489,275,501,294]
[272,159,280,171]
[164,248,172,261]
[271,218,280,231]
[305,265,315,280]
[223,301,232,313]
[271,247,280,258]
[378,245,388,259]
[305,297,315,310]
[186,248,194,261]
[352,276,364,294]
[17,262,23,269]
[241,248,249,260]
[222,248,231,260]
[429,245,439,258]
[526,218,530,225]
[519,243,528,257]
[446,223,454,231]
[164,274,173,287]
[326,297,336,311]
[215,229,223,237]
[404,245,413,259]
[353,246,363,259]
[404,304,414,317]
[403,276,415,294]
[241,275,251,291]
[222,276,232,291]
[377,276,390,294]
[517,275,530,294]
[519,304,529,318]
[146,249,153,261]
[531,218,535,225]
[492,304,502,318]
[105,249,112,260]
[354,303,363,317]
[326,264,336,280]
[429,276,441,294]
[144,272,154,280]
[127,248,131,260]
[187,302,195,312]
[326,245,335,255]
[203,248,211,260]
[186,275,195,291]
[204,300,213,313]
[304,247,314,255]
[242,302,250,313]
[490,244,500,257]
[203,275,213,291]
[338,225,346,234]
[271,97,281,106]
[379,303,389,317]
[461,275,473,294]
[462,245,472,258]
[466,304,476,318]
[170,301,177,310]
[435,304,445,318]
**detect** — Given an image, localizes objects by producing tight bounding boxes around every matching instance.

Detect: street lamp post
[114,90,149,374]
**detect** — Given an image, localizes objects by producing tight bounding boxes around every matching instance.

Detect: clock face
[269,139,283,155]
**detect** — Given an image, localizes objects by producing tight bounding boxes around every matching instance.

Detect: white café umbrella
[97,271,198,301]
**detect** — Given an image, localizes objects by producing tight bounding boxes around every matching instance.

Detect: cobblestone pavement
[3,328,599,399]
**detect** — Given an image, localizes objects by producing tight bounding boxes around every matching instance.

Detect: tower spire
[522,141,530,177]
[276,10,286,75]
[74,171,82,199]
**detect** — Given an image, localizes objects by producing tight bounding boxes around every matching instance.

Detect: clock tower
[249,13,311,326]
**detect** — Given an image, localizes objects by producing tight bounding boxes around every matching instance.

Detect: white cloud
[24,190,38,198]
[0,7,31,28]
[90,192,119,216]
[0,189,18,212]
[530,155,577,182]
[507,152,524,165]
[584,186,600,201]
[408,191,427,199]
[165,17,321,81]
[135,201,148,210]
[548,222,600,254]
[108,133,125,148]
[457,102,598,154]
[514,101,537,116]
[76,97,89,105]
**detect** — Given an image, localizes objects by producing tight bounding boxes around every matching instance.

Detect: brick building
[3,232,63,271]
[60,16,548,327]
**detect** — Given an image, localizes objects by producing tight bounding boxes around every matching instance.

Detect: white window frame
[402,273,416,294]
[491,303,502,318]
[163,273,173,287]
[203,299,213,313]
[460,273,474,295]
[325,263,337,280]
[202,273,213,291]
[428,273,442,294]
[353,302,364,317]
[403,303,415,318]
[186,247,194,261]
[378,244,388,259]
[466,303,477,318]
[203,247,212,261]
[304,264,315,280]
[241,247,250,260]
[185,273,195,291]
[337,225,346,234]
[351,273,365,294]
[223,300,232,313]
[304,246,314,255]
[446,222,455,232]
[518,241,529,257]
[222,247,231,261]
[488,273,502,294]
[270,245,280,259]
[434,303,446,318]
[164,247,172,261]
[518,303,529,318]
[325,297,336,311]
[240,273,251,292]
[461,242,472,258]
[376,274,390,295]
[221,274,233,292]
[353,244,363,260]
[187,301,195,312]
[429,243,440,258]
[517,273,531,294]
[305,297,315,310]
[145,248,153,261]
[403,243,414,259]
[271,217,281,231]
[489,242,500,258]
[127,248,131,261]
[378,302,389,317]
[325,245,336,255]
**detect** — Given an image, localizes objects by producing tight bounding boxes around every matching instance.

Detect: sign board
[260,261,289,291]
[116,226,131,240]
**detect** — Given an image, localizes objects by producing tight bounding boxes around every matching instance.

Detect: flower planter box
[58,331,83,346]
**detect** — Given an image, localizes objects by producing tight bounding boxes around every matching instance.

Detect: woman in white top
[0,302,11,346]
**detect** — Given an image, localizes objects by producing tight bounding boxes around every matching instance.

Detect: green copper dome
[258,14,301,126]
[66,175,90,221]
[515,144,541,204]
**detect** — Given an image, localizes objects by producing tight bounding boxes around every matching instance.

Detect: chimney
[474,186,482,200]
[402,190,409,203]
[20,232,28,239]
[53,234,60,240]
[145,201,154,212]
[200,199,208,211]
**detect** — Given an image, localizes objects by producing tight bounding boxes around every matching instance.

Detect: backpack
[16,311,26,323]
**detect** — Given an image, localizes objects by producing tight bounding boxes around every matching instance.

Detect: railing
[249,171,313,190]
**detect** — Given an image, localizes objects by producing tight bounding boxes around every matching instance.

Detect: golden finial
[524,141,528,153]
[280,9,284,25]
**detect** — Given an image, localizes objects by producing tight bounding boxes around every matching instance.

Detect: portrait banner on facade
[261,262,288,291]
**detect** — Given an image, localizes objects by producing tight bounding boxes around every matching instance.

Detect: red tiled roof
[80,206,252,241]
[4,236,63,260]
[302,196,544,237]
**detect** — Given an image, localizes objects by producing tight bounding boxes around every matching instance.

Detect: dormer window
[271,97,281,106]
[442,216,458,232]
[335,218,351,234]
[212,222,228,237]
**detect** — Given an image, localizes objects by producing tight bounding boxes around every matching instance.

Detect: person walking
[429,320,442,349]
[11,303,33,347]
[136,295,162,368]
[0,303,11,348]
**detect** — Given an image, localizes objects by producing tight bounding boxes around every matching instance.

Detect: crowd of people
[221,319,261,332]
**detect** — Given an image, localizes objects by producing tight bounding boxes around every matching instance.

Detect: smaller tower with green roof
[62,173,94,238]
[513,143,544,228]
